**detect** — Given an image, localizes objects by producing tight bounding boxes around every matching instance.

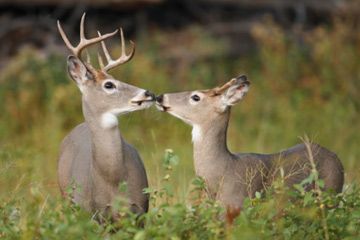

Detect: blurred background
[0,0,359,201]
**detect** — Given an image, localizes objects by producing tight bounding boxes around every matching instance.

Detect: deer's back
[267,143,344,192]
[219,143,343,208]
[229,143,343,193]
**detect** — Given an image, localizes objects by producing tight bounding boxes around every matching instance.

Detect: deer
[57,14,154,221]
[155,74,344,224]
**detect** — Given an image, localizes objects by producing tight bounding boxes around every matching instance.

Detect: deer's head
[58,13,155,128]
[155,75,250,127]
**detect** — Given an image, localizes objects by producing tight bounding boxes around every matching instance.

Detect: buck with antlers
[156,75,344,224]
[57,14,154,220]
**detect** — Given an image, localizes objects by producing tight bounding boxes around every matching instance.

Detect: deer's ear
[67,56,94,87]
[221,75,250,107]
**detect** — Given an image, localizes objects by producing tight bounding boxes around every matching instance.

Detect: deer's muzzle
[130,90,155,106]
[155,94,170,111]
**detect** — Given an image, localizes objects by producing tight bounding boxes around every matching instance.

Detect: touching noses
[156,94,164,104]
[145,90,156,101]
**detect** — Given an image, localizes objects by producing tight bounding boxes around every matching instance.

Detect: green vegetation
[0,19,359,239]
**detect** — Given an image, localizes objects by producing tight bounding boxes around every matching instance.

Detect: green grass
[0,19,360,239]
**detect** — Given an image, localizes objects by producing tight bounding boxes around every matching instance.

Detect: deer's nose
[156,94,164,103]
[145,90,155,100]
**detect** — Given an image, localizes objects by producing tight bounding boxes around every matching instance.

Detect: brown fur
[59,57,153,220]
[226,206,241,225]
[95,70,108,81]
[156,75,344,223]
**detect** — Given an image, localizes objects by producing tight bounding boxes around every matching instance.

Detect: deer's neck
[192,110,233,194]
[82,101,127,184]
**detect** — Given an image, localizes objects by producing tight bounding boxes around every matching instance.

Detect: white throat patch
[192,125,202,143]
[101,112,118,129]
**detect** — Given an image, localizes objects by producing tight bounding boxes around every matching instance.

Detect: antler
[97,28,135,72]
[57,13,118,59]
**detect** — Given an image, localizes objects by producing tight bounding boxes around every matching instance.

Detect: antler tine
[97,31,112,63]
[120,28,126,58]
[85,50,91,64]
[57,20,74,54]
[97,28,135,72]
[80,13,86,41]
[98,53,105,69]
[116,27,136,64]
[57,12,118,59]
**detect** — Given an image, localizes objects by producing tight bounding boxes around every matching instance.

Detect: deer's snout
[156,94,164,104]
[145,90,156,101]
[130,89,155,107]
[155,94,170,112]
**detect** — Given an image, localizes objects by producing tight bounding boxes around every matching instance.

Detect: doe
[156,75,344,224]
[57,14,154,221]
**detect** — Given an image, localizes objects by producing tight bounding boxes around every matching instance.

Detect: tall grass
[0,18,359,238]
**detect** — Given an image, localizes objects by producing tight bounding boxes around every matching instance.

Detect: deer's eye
[191,94,201,102]
[104,82,116,89]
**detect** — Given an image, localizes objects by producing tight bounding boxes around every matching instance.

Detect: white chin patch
[101,112,118,129]
[192,125,202,143]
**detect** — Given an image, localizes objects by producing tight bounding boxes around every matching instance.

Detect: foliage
[1,149,360,239]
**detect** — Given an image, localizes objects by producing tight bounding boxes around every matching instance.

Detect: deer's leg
[225,205,241,225]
